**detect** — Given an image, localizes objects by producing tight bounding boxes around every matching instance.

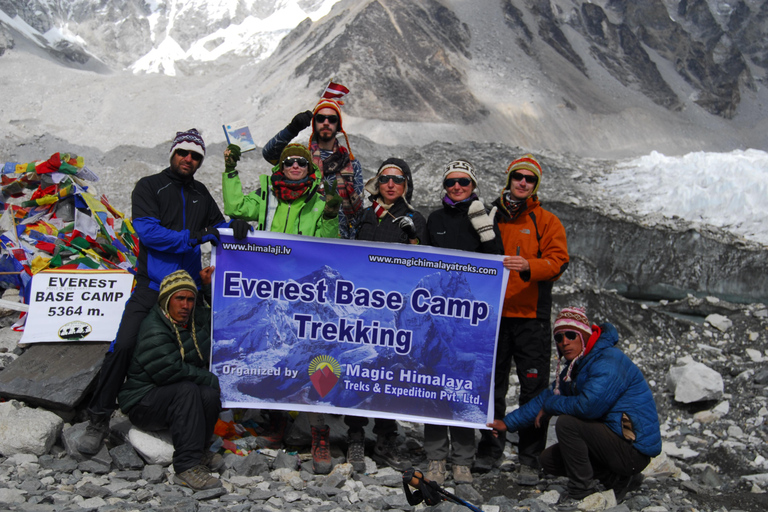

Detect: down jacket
[117,303,218,413]
[501,323,662,457]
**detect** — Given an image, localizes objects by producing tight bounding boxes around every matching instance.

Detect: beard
[316,129,337,144]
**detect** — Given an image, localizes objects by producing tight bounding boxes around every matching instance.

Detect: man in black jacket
[78,128,249,455]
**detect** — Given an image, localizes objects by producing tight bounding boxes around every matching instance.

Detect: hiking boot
[77,413,110,455]
[425,459,447,485]
[174,464,222,490]
[452,464,473,484]
[346,430,366,473]
[372,433,410,471]
[311,424,332,475]
[202,451,225,472]
[613,473,644,502]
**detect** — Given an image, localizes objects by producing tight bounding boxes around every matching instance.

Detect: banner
[211,230,509,429]
[20,270,134,343]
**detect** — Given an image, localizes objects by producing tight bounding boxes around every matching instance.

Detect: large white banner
[20,270,134,343]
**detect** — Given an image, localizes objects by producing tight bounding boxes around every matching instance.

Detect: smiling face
[170,149,202,178]
[508,169,537,201]
[444,171,475,202]
[282,156,309,180]
[378,167,406,205]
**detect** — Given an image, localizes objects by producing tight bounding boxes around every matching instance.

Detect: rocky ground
[0,281,766,512]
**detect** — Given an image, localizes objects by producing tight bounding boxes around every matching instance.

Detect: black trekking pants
[128,381,221,474]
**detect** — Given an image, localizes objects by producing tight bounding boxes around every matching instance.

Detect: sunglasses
[554,331,580,344]
[283,157,309,168]
[378,175,407,185]
[315,114,339,124]
[510,171,538,184]
[174,149,203,162]
[444,177,472,188]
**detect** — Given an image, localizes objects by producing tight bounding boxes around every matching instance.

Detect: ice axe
[402,467,483,512]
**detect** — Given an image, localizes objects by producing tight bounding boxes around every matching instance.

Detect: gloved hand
[230,219,253,240]
[468,200,496,242]
[287,110,314,135]
[397,215,418,240]
[322,150,350,176]
[189,226,220,247]
[224,144,241,171]
[323,181,342,219]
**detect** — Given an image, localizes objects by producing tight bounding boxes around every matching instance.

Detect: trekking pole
[402,467,483,512]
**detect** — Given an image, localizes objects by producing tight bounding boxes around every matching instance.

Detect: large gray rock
[0,342,108,410]
[0,400,63,456]
[666,360,724,403]
[127,427,173,465]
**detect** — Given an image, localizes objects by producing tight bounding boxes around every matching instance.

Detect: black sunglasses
[175,149,203,162]
[315,114,339,124]
[510,171,537,184]
[378,175,406,184]
[444,177,472,188]
[554,331,580,344]
[283,157,309,168]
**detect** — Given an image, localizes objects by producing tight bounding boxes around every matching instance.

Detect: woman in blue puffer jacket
[489,306,661,503]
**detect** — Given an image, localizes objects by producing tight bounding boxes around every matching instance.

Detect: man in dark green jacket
[118,269,222,491]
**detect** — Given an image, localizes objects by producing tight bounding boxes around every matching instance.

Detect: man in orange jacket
[477,154,569,476]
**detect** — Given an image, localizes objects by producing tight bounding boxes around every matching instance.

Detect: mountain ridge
[0,0,766,158]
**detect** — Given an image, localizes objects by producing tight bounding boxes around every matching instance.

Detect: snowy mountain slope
[0,0,767,158]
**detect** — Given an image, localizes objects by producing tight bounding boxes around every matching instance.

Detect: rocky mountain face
[1,0,765,120]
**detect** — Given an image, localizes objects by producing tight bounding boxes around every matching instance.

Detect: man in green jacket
[118,269,222,491]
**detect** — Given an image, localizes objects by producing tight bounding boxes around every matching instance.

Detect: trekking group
[75,89,661,506]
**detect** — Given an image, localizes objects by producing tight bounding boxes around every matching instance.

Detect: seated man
[117,268,222,490]
[488,306,661,505]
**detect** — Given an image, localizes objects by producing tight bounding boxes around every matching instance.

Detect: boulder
[127,427,173,465]
[0,400,63,456]
[666,361,723,403]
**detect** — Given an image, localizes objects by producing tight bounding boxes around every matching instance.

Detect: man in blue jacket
[488,306,661,504]
[78,129,250,455]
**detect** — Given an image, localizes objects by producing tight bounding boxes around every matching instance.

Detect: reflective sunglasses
[444,177,472,188]
[378,175,407,184]
[315,114,339,124]
[174,149,203,162]
[554,331,580,344]
[510,171,538,184]
[283,157,309,168]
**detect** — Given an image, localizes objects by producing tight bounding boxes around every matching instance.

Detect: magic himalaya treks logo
[308,355,341,398]
[58,320,93,341]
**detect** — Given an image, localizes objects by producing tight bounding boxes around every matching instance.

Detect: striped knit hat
[158,270,198,315]
[505,154,543,196]
[169,128,206,163]
[553,306,592,394]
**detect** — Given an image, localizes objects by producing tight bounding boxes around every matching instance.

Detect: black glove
[397,215,418,240]
[323,181,342,219]
[224,144,241,171]
[230,219,253,240]
[287,110,313,135]
[189,226,220,247]
[322,151,350,176]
